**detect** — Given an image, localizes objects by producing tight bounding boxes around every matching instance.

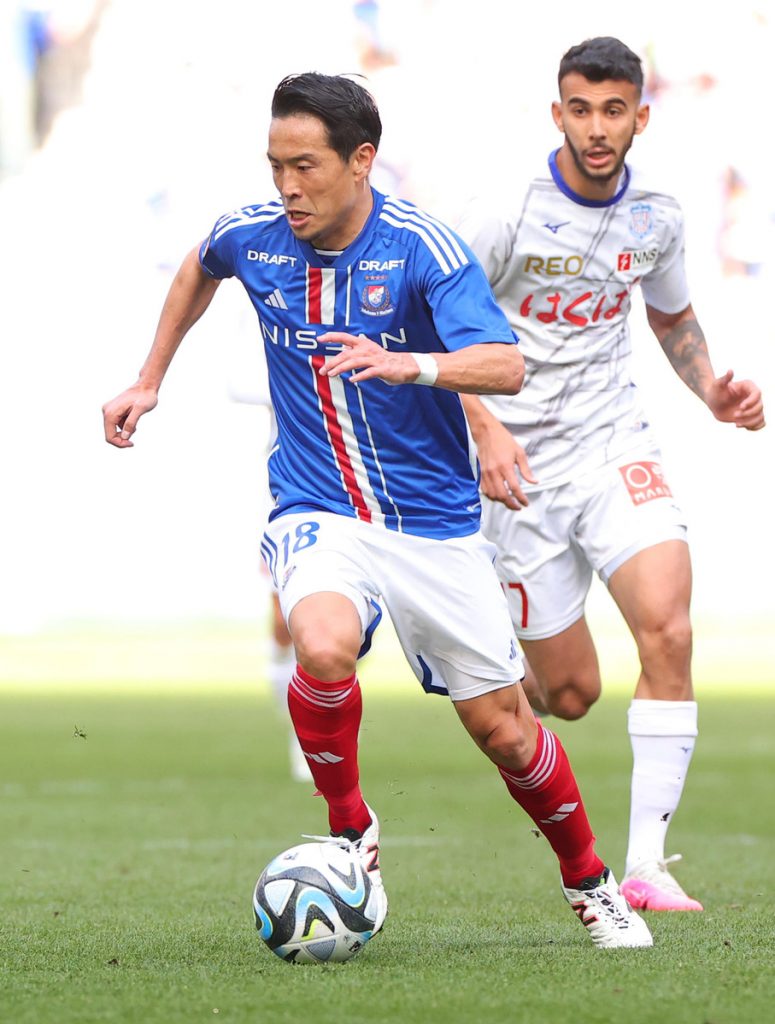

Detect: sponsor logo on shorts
[619,461,673,505]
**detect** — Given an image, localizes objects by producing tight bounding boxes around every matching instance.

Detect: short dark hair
[558,37,643,93]
[271,72,382,162]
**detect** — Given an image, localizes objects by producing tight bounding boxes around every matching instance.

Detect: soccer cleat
[562,867,654,949]
[620,854,704,912]
[305,804,388,934]
[332,805,388,934]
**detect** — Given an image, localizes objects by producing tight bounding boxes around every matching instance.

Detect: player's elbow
[496,347,525,396]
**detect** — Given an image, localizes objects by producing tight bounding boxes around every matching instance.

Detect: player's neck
[555,146,622,202]
[316,184,374,251]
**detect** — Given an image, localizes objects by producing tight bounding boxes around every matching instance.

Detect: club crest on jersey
[361,283,394,316]
[629,203,653,240]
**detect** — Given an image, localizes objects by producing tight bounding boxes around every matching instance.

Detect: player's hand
[706,370,765,431]
[102,385,159,447]
[476,419,537,510]
[317,332,422,385]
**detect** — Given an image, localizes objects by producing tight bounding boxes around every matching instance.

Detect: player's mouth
[287,209,312,230]
[584,147,615,169]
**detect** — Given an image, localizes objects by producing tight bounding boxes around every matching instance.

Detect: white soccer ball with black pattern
[253,841,381,964]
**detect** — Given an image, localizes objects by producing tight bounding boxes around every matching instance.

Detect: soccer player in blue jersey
[102,73,651,948]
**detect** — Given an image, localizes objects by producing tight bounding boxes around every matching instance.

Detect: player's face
[268,114,375,250]
[552,73,649,198]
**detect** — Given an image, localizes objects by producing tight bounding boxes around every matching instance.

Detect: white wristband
[412,352,439,386]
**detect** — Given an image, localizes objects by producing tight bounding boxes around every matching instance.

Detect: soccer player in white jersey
[103,73,652,949]
[457,37,766,913]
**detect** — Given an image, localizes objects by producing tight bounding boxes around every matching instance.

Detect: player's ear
[352,142,376,180]
[551,100,564,133]
[634,103,650,135]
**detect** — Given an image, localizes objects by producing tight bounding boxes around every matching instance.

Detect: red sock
[287,665,370,835]
[498,722,604,887]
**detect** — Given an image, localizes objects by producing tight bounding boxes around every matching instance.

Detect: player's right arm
[646,302,766,431]
[461,394,536,510]
[102,246,222,447]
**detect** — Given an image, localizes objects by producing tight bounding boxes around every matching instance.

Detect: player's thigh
[481,490,593,640]
[288,591,364,675]
[607,539,692,644]
[369,529,522,701]
[262,512,380,644]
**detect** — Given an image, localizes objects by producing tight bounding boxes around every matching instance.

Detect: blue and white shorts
[262,511,523,701]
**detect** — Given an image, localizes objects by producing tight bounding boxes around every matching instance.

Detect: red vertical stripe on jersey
[308,267,322,323]
[312,356,372,522]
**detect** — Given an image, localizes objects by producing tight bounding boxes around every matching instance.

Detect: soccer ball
[253,841,382,964]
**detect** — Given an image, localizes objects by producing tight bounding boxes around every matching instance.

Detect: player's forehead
[559,72,640,106]
[267,113,335,161]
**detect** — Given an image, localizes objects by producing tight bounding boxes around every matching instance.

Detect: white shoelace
[302,832,359,849]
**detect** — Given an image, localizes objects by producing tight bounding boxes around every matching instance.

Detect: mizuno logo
[263,288,288,309]
[543,221,571,234]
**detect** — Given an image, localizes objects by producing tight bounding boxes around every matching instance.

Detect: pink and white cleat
[620,855,703,912]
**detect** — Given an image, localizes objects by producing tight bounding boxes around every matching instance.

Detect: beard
[565,130,634,184]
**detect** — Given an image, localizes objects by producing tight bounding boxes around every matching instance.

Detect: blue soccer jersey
[200,188,517,539]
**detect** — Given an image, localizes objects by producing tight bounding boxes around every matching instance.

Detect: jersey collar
[548,149,630,208]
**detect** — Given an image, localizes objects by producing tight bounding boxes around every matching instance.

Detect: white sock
[267,639,296,709]
[625,699,698,875]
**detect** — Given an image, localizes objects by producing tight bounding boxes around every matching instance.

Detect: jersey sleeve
[421,235,518,352]
[199,211,240,279]
[455,197,516,290]
[640,206,691,314]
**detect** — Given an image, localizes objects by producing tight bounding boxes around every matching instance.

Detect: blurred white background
[0,0,772,661]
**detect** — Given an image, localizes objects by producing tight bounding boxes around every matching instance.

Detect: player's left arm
[646,303,765,431]
[317,332,525,396]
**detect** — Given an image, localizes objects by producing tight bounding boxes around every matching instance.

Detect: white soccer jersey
[458,151,691,487]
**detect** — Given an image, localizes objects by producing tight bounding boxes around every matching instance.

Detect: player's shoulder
[375,193,472,275]
[624,164,685,215]
[455,164,553,237]
[208,199,286,246]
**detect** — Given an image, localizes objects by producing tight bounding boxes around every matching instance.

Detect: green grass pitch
[1,626,774,1024]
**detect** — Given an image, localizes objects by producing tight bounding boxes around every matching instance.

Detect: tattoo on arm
[659,318,711,398]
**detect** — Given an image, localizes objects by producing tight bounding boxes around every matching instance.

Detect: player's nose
[588,113,606,138]
[278,169,302,198]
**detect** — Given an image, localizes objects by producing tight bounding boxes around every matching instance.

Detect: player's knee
[293,635,358,682]
[639,612,693,668]
[476,715,536,768]
[545,682,599,721]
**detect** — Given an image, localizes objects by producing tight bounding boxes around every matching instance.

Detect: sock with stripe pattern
[498,721,604,887]
[287,664,370,835]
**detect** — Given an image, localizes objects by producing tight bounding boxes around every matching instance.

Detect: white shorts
[482,449,688,640]
[261,512,523,701]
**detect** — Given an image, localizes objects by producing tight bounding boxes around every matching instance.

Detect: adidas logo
[263,288,288,309]
[304,750,344,765]
[540,801,578,824]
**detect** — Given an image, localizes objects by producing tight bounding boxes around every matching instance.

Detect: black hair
[271,72,382,162]
[558,37,644,93]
